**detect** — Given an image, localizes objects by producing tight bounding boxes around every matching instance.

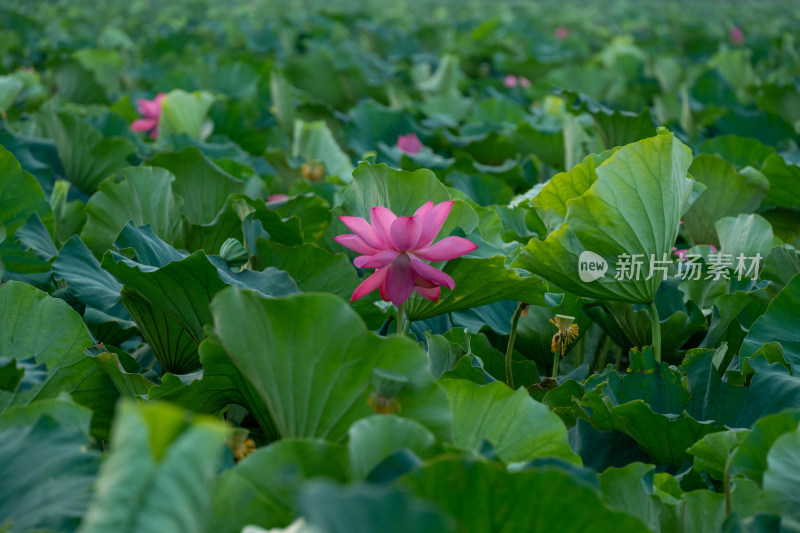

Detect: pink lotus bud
[730,26,744,45]
[397,133,423,155]
[555,26,569,40]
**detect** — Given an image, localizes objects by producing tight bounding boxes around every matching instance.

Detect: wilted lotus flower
[555,26,569,40]
[130,93,166,139]
[730,26,745,45]
[397,133,423,155]
[503,74,518,88]
[334,201,478,306]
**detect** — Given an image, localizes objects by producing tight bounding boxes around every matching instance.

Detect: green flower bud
[220,238,249,268]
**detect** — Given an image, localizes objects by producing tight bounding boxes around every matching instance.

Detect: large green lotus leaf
[336,162,479,240]
[731,410,800,483]
[440,379,579,464]
[759,424,800,521]
[401,458,649,533]
[53,235,123,311]
[683,155,769,246]
[759,154,800,210]
[0,282,117,439]
[347,415,436,480]
[698,135,775,170]
[158,89,216,139]
[208,439,349,533]
[148,334,278,440]
[102,237,297,373]
[254,240,359,300]
[147,147,244,225]
[403,256,546,321]
[598,463,675,532]
[0,146,54,281]
[40,110,136,195]
[299,481,456,533]
[740,273,800,371]
[526,148,619,231]
[716,213,777,264]
[575,357,721,465]
[686,430,749,480]
[78,402,229,533]
[513,133,695,304]
[81,166,184,254]
[210,289,452,441]
[292,119,354,181]
[0,416,100,533]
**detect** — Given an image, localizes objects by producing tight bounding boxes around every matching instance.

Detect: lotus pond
[2,0,800,531]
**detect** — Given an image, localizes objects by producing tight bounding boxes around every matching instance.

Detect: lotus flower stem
[505,303,526,389]
[649,300,662,363]
[397,303,404,336]
[594,335,613,372]
[551,350,560,379]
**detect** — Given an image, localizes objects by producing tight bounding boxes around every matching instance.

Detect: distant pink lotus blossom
[673,244,718,260]
[130,93,166,139]
[519,76,531,89]
[730,26,745,45]
[334,201,478,306]
[267,194,290,203]
[555,26,569,40]
[503,74,518,88]
[397,133,423,155]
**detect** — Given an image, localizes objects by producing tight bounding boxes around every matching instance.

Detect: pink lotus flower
[730,26,744,45]
[130,93,166,139]
[397,133,423,155]
[673,244,718,260]
[519,76,531,89]
[503,75,518,88]
[334,201,478,306]
[555,26,569,40]
[267,194,290,203]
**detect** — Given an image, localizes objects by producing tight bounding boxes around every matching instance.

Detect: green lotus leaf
[147,147,244,225]
[0,146,54,283]
[683,154,769,246]
[440,379,579,464]
[300,481,455,533]
[401,458,649,533]
[0,281,117,439]
[740,273,800,371]
[514,132,695,304]
[208,440,350,533]
[0,415,100,533]
[210,289,451,441]
[40,110,136,195]
[78,402,229,533]
[81,166,184,254]
[158,89,216,139]
[347,415,435,480]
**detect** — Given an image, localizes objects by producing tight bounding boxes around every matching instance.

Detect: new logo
[578,251,608,282]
